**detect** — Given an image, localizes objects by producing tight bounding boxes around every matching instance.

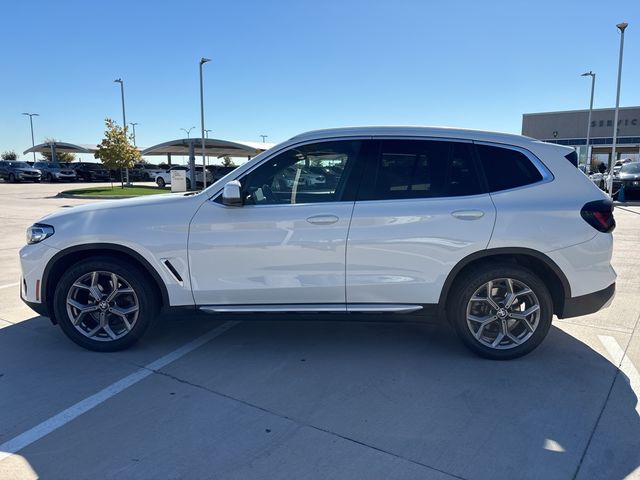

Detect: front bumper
[558,283,615,318]
[19,242,59,320]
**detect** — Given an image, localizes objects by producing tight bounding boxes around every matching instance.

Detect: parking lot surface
[0,182,639,479]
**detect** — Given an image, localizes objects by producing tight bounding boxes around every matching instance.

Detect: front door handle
[306,214,339,225]
[451,210,485,220]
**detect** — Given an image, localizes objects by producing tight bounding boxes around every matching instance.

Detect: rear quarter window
[475,144,543,192]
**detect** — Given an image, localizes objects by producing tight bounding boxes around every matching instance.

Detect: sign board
[171,169,187,192]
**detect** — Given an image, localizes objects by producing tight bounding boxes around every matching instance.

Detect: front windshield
[48,162,63,169]
[9,162,31,168]
[621,163,640,174]
[83,163,103,170]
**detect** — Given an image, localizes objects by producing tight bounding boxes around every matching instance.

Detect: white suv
[20,127,616,359]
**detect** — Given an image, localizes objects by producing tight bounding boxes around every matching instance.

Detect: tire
[156,177,166,188]
[53,257,159,351]
[46,173,54,183]
[447,264,552,360]
[8,173,16,183]
[186,179,192,190]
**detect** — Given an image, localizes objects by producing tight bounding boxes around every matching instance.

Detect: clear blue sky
[0,0,638,162]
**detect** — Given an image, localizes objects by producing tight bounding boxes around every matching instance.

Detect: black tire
[156,177,166,188]
[186,178,192,190]
[53,257,159,351]
[447,264,553,360]
[46,173,54,183]
[8,173,16,183]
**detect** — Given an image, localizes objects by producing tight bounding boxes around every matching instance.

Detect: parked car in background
[613,162,640,196]
[21,126,616,360]
[154,165,212,188]
[70,162,111,182]
[612,158,634,177]
[117,163,166,182]
[206,165,237,183]
[33,161,77,182]
[0,160,41,183]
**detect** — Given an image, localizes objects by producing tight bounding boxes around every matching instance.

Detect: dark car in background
[613,162,640,197]
[112,163,165,182]
[0,160,41,183]
[206,165,237,183]
[33,161,77,182]
[69,162,111,182]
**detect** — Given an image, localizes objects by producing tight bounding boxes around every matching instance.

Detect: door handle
[306,214,339,225]
[451,210,485,220]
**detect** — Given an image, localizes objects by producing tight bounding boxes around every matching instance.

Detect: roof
[23,142,97,155]
[141,138,274,157]
[288,126,539,148]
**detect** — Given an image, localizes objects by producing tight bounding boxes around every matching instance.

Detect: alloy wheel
[66,271,139,342]
[466,278,541,350]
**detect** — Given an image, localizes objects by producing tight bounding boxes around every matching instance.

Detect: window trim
[211,136,371,207]
[356,137,487,202]
[473,141,554,194]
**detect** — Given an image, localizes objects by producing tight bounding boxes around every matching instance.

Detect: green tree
[94,118,141,187]
[40,138,76,163]
[222,156,236,167]
[1,150,18,160]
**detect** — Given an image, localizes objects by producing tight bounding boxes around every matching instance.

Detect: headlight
[26,224,55,245]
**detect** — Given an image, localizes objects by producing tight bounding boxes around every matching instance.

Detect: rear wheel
[156,177,166,188]
[46,173,54,182]
[53,257,158,351]
[448,264,552,360]
[8,173,16,183]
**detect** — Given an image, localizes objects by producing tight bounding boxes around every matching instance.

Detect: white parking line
[598,335,640,415]
[0,283,18,290]
[0,320,239,462]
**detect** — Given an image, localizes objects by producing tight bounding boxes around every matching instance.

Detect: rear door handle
[451,210,485,220]
[306,214,339,225]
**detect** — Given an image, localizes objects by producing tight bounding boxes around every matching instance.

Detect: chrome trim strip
[199,304,424,314]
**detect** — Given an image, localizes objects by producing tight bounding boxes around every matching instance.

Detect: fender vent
[163,259,183,283]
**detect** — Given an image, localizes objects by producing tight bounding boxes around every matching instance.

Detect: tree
[1,150,18,161]
[40,138,76,163]
[94,118,141,187]
[222,156,236,167]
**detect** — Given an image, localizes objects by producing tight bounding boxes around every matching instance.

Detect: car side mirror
[222,180,243,206]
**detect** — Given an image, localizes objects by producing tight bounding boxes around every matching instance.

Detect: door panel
[189,201,354,305]
[346,195,496,304]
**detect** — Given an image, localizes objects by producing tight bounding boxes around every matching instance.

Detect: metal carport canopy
[141,138,274,158]
[23,142,97,155]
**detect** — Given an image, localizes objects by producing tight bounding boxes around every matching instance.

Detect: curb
[56,193,139,200]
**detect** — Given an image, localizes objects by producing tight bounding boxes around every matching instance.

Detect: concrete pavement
[0,182,639,479]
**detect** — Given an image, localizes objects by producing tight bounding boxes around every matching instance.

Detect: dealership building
[522,106,640,169]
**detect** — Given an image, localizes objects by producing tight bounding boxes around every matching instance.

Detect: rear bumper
[558,282,615,319]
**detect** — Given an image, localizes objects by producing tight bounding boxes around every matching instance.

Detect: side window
[475,144,543,192]
[362,140,482,200]
[238,140,362,205]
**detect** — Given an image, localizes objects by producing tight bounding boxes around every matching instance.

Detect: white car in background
[20,126,616,360]
[154,166,212,188]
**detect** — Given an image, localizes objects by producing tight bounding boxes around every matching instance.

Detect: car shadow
[0,315,638,480]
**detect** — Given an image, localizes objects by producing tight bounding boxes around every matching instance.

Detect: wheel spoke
[67,298,98,313]
[467,314,498,325]
[509,304,540,321]
[490,331,505,348]
[111,305,138,317]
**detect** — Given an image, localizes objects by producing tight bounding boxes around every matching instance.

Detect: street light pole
[609,22,628,197]
[259,134,268,143]
[114,78,130,185]
[181,127,195,138]
[21,113,39,161]
[205,129,212,138]
[199,58,211,188]
[129,122,139,146]
[581,72,596,173]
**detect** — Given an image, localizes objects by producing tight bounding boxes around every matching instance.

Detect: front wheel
[156,177,166,188]
[53,257,158,351]
[8,173,16,183]
[448,264,552,360]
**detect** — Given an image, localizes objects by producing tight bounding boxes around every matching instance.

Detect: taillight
[581,200,615,233]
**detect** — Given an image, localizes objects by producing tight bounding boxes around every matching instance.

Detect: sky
[0,0,638,163]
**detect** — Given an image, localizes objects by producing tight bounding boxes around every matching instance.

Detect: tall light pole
[21,113,39,161]
[199,57,211,188]
[609,22,628,197]
[129,122,139,146]
[260,134,268,143]
[114,78,130,185]
[205,129,212,138]
[181,127,195,138]
[581,72,596,173]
